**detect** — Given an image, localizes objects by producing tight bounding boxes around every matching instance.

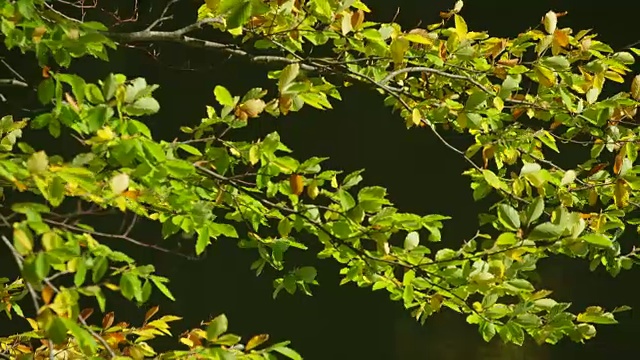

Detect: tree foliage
[1,0,640,358]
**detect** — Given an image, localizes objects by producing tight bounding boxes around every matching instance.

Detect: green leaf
[404,231,420,250]
[92,256,108,283]
[214,85,235,107]
[497,204,520,231]
[482,170,507,191]
[206,314,229,340]
[581,233,613,248]
[151,276,175,301]
[84,83,105,103]
[503,321,525,346]
[211,223,238,238]
[479,321,496,342]
[495,232,517,245]
[196,226,211,255]
[45,317,68,344]
[541,56,570,70]
[226,0,252,29]
[38,78,55,105]
[165,159,195,178]
[273,346,303,360]
[577,308,617,324]
[536,130,559,152]
[524,197,544,227]
[527,222,564,241]
[119,272,141,301]
[178,144,202,156]
[296,266,317,282]
[31,113,52,129]
[465,91,488,110]
[278,218,292,237]
[59,318,98,354]
[279,63,300,92]
[214,333,242,346]
[102,73,118,100]
[34,252,50,280]
[123,97,160,115]
[74,259,87,287]
[505,279,535,292]
[337,189,356,211]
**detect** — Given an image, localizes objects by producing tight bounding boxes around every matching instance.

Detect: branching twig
[144,0,179,31]
[192,164,485,319]
[43,218,197,260]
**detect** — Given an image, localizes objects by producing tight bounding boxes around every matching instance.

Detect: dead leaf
[102,311,115,329]
[144,305,159,324]
[290,174,304,195]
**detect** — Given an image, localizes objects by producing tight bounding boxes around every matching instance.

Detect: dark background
[2,0,640,359]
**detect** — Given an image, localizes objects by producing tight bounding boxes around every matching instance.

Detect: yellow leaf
[249,145,260,165]
[352,0,371,12]
[96,127,115,141]
[411,108,421,126]
[115,196,127,211]
[614,179,629,208]
[179,337,194,348]
[246,334,269,351]
[306,181,319,199]
[27,151,49,174]
[631,75,640,100]
[457,112,468,129]
[592,72,605,92]
[204,0,219,11]
[26,318,39,330]
[104,282,119,291]
[13,228,33,255]
[534,65,556,87]
[32,26,46,43]
[42,286,54,305]
[604,71,624,83]
[493,97,504,111]
[454,14,467,39]
[390,37,409,66]
[404,33,433,45]
[482,169,507,191]
[341,11,352,35]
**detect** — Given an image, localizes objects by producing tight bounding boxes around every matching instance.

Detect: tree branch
[42,218,198,260]
[0,79,28,87]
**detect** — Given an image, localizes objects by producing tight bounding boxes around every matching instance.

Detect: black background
[2,0,640,359]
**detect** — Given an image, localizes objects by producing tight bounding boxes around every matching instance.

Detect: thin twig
[43,218,197,260]
[144,0,179,31]
[0,79,28,87]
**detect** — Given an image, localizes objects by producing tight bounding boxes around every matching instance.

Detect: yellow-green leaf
[454,14,468,39]
[482,169,508,191]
